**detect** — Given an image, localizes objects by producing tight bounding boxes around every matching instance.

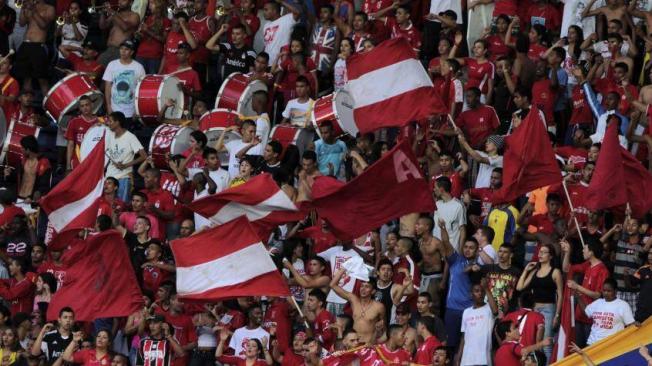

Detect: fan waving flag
[47,229,143,321]
[40,135,106,249]
[492,108,562,204]
[339,37,446,135]
[585,122,652,218]
[307,140,435,241]
[171,217,290,300]
[187,173,303,240]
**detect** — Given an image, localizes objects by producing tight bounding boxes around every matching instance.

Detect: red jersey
[0,74,19,124]
[470,187,494,220]
[281,352,304,366]
[65,116,97,168]
[392,255,420,292]
[594,78,639,116]
[165,312,197,366]
[503,308,544,346]
[38,261,67,289]
[564,182,589,226]
[218,309,246,331]
[432,171,463,198]
[532,79,555,125]
[72,349,112,366]
[555,146,588,170]
[0,277,35,314]
[464,58,495,95]
[494,341,523,366]
[263,299,291,352]
[162,32,187,74]
[227,13,260,46]
[413,335,442,364]
[455,104,500,148]
[388,19,421,53]
[569,84,593,125]
[429,58,445,89]
[0,204,24,227]
[525,4,561,30]
[571,261,609,324]
[97,195,127,217]
[358,344,411,365]
[528,214,555,234]
[142,263,171,294]
[362,0,392,14]
[528,43,547,61]
[297,226,337,253]
[173,68,202,93]
[137,16,172,59]
[486,34,511,62]
[181,148,206,172]
[313,309,336,350]
[141,187,176,237]
[66,53,104,84]
[188,15,213,65]
[493,0,517,17]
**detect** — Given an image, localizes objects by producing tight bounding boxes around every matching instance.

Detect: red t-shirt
[66,53,104,84]
[525,4,561,30]
[464,58,495,95]
[188,15,213,65]
[388,19,421,53]
[494,341,523,366]
[486,34,511,62]
[431,172,463,198]
[569,84,593,125]
[280,351,304,366]
[297,226,337,253]
[528,214,555,235]
[174,69,203,93]
[165,312,197,366]
[0,204,24,227]
[503,308,544,347]
[97,196,127,217]
[137,16,172,59]
[528,43,547,61]
[141,187,176,238]
[563,182,589,226]
[532,79,555,125]
[392,255,420,292]
[72,349,111,366]
[38,261,67,289]
[470,187,494,220]
[314,309,336,350]
[493,0,518,17]
[455,104,500,148]
[227,13,260,46]
[119,212,162,240]
[0,75,19,124]
[571,261,610,324]
[594,78,639,116]
[162,32,187,74]
[65,116,98,168]
[414,335,442,364]
[263,299,291,352]
[142,263,171,294]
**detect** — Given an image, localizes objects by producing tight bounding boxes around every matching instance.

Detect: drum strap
[169,66,194,76]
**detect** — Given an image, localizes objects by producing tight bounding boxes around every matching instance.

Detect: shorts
[13,42,49,79]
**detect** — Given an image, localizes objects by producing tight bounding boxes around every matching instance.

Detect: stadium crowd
[0,0,650,365]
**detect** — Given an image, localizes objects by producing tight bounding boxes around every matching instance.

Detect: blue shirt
[446,252,474,311]
[315,139,347,176]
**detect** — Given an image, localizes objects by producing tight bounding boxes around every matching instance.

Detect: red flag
[40,135,106,250]
[492,108,561,204]
[47,229,143,321]
[308,140,435,241]
[585,122,652,218]
[171,217,290,301]
[187,173,304,241]
[551,270,576,362]
[339,38,446,135]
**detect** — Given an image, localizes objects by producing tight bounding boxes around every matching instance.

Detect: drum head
[159,76,185,119]
[205,129,241,168]
[334,89,357,136]
[170,126,193,156]
[0,107,6,145]
[239,79,268,116]
[79,124,109,162]
[44,73,103,124]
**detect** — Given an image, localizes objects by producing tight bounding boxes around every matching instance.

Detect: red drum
[269,125,314,156]
[199,108,241,166]
[215,73,267,116]
[148,124,193,169]
[311,93,347,138]
[0,121,41,167]
[43,73,103,124]
[135,75,185,125]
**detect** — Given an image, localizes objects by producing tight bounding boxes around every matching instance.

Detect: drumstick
[0,49,14,64]
[54,66,74,74]
[446,114,459,131]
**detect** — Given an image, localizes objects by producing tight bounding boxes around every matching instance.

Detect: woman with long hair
[333,38,354,92]
[0,327,26,366]
[62,329,112,366]
[33,273,57,314]
[215,329,272,366]
[450,34,495,104]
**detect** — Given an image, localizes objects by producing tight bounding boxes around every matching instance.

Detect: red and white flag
[187,173,303,239]
[339,37,446,135]
[40,135,105,246]
[171,217,290,300]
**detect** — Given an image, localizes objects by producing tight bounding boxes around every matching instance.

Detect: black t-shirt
[124,231,158,287]
[41,330,72,365]
[480,264,522,313]
[1,232,33,260]
[374,282,393,323]
[218,43,256,78]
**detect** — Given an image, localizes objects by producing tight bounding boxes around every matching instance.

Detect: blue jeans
[116,176,132,203]
[535,303,556,363]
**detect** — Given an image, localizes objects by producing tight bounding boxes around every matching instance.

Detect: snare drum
[43,73,103,124]
[149,124,193,169]
[215,73,267,116]
[79,124,109,162]
[269,125,314,156]
[0,122,40,168]
[199,108,240,166]
[135,75,185,125]
[311,93,346,138]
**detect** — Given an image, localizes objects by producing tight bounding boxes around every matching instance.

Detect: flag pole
[289,295,310,330]
[561,179,586,247]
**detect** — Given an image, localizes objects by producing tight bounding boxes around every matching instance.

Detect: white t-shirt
[474,152,503,188]
[432,198,466,251]
[102,59,146,118]
[224,139,263,179]
[593,41,630,59]
[283,258,306,302]
[585,298,634,345]
[59,22,88,57]
[318,246,361,304]
[263,13,297,64]
[478,244,497,265]
[256,113,271,148]
[460,304,494,366]
[282,98,314,128]
[333,58,347,92]
[105,130,144,179]
[209,168,230,193]
[428,0,462,24]
[228,326,270,356]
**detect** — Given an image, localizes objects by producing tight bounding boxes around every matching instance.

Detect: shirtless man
[14,0,54,95]
[330,268,385,345]
[282,256,331,314]
[416,215,445,316]
[394,302,418,354]
[98,0,140,66]
[583,0,628,30]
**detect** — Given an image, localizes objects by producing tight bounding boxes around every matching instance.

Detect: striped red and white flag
[187,173,303,239]
[40,135,105,237]
[171,217,290,300]
[340,37,446,135]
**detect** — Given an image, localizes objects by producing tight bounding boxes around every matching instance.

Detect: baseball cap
[177,42,192,52]
[147,314,165,322]
[120,39,136,51]
[83,40,100,52]
[438,10,458,21]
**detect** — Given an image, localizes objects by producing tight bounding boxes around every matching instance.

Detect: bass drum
[199,108,240,167]
[0,121,40,168]
[148,124,193,169]
[135,75,185,126]
[43,72,103,124]
[269,125,313,157]
[311,93,347,138]
[214,73,267,116]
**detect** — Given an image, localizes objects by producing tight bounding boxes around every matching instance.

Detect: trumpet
[87,4,115,14]
[14,0,30,9]
[167,4,193,16]
[56,16,65,26]
[215,5,226,17]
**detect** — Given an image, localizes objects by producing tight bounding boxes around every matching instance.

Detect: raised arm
[329,268,357,303]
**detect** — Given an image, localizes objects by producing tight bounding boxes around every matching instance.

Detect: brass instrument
[14,0,23,8]
[56,16,65,26]
[87,4,115,14]
[214,5,226,17]
[167,4,193,16]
